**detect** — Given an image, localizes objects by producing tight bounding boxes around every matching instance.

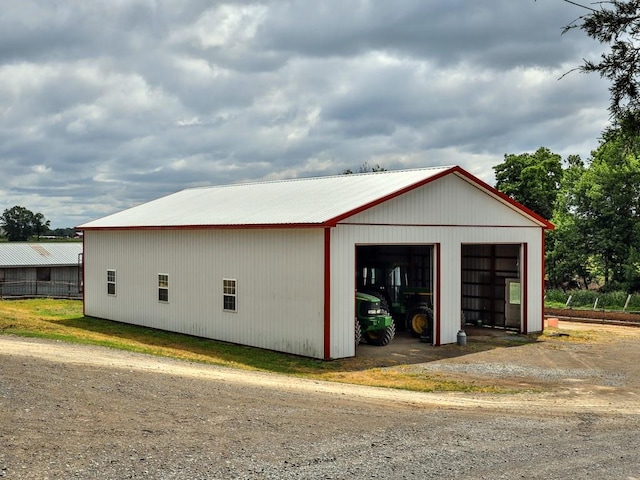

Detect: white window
[223,279,237,312]
[107,269,116,296]
[158,274,169,302]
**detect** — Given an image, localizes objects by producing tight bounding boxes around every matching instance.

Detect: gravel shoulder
[2,322,640,479]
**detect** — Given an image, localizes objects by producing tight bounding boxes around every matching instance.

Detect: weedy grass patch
[1,298,533,393]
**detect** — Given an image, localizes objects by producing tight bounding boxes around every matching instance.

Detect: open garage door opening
[355,245,435,343]
[461,244,522,331]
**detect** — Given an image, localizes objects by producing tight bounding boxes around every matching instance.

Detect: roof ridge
[183,165,454,191]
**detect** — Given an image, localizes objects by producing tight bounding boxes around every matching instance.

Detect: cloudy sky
[1,0,612,228]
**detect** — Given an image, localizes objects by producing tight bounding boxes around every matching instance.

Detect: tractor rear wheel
[355,317,362,345]
[406,305,433,338]
[364,322,395,346]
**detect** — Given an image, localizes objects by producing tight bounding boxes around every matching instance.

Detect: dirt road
[1,323,640,479]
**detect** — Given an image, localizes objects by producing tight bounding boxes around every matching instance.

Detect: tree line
[499,1,640,292]
[495,140,640,292]
[0,206,74,241]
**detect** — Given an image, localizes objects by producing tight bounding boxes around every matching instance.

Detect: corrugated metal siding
[330,224,543,358]
[328,172,546,358]
[345,174,535,227]
[84,229,326,358]
[0,243,82,267]
[0,266,81,297]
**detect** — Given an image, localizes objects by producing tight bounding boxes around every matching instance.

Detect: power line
[561,0,598,12]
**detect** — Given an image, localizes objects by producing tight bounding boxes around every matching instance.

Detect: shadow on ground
[48,315,538,373]
[349,326,538,369]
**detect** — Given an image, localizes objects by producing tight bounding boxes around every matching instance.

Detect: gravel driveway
[1,322,640,479]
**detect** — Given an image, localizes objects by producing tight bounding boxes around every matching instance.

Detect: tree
[563,0,640,134]
[571,134,640,289]
[545,155,592,289]
[48,227,76,238]
[343,161,387,174]
[32,212,51,240]
[556,1,640,291]
[493,147,563,220]
[0,206,50,242]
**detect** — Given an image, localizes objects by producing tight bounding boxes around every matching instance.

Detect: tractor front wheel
[406,306,433,338]
[364,322,396,346]
[355,317,362,346]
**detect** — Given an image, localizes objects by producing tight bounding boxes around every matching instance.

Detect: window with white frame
[107,269,116,296]
[158,273,169,302]
[223,278,237,312]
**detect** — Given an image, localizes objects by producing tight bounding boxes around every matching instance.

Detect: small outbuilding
[78,166,553,359]
[0,242,83,298]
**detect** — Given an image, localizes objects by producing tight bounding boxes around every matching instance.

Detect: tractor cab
[356,246,434,340]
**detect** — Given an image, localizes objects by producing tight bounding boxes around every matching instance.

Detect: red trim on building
[451,167,555,230]
[82,233,86,316]
[434,243,441,346]
[325,166,555,230]
[323,228,331,360]
[81,222,545,232]
[78,223,323,232]
[78,166,555,233]
[337,223,543,229]
[325,167,458,226]
[542,230,546,330]
[522,243,529,334]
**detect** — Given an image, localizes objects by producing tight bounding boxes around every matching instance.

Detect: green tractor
[355,291,395,346]
[396,287,433,340]
[357,263,434,341]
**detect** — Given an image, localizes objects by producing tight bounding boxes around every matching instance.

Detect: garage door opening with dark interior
[461,244,521,330]
[355,245,435,341]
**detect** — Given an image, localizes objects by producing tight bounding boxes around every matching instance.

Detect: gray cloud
[0,0,612,227]
[256,1,589,67]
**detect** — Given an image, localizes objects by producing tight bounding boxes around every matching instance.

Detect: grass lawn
[1,298,534,393]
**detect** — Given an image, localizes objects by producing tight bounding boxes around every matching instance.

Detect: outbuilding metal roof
[78,166,553,229]
[0,243,83,268]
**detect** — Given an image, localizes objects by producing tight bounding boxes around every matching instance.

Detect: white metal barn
[78,166,553,360]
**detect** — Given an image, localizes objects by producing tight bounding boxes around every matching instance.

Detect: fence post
[624,294,632,312]
[593,298,599,310]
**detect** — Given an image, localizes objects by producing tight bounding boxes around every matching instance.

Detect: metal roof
[0,243,83,267]
[79,167,456,229]
[77,166,553,230]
